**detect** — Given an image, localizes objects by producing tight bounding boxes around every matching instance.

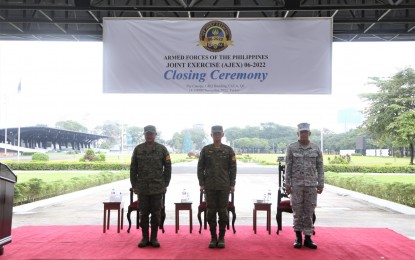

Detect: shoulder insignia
[166,155,171,161]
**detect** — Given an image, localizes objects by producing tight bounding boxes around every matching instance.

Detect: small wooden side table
[103,201,124,233]
[253,202,272,235]
[175,202,193,233]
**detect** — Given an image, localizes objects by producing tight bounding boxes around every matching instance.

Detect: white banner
[103,18,332,94]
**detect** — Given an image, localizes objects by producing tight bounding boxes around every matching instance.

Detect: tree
[168,126,208,152]
[182,131,193,153]
[126,126,144,146]
[233,137,270,153]
[360,67,415,164]
[55,120,88,133]
[387,111,415,164]
[94,121,121,149]
[168,132,183,152]
[223,127,242,144]
[188,126,208,150]
[225,123,297,153]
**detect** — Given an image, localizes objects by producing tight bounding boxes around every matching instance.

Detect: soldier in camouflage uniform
[197,125,237,249]
[285,122,324,249]
[130,125,171,248]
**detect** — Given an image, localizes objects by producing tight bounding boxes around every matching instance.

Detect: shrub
[83,149,95,161]
[13,171,129,205]
[237,154,253,163]
[324,164,415,173]
[90,152,106,162]
[79,149,105,162]
[325,172,415,207]
[8,161,130,171]
[395,150,402,158]
[32,152,49,161]
[328,155,350,164]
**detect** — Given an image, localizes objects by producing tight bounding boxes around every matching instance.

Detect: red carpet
[1,225,415,259]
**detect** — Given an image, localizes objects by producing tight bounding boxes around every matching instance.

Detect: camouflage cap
[144,125,157,134]
[297,122,310,132]
[211,125,223,133]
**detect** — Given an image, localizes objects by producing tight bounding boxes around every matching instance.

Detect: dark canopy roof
[0,126,109,151]
[0,0,414,42]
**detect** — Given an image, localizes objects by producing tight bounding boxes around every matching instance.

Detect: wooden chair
[276,159,316,235]
[127,188,139,233]
[197,192,207,234]
[227,192,237,234]
[197,191,236,234]
[160,194,166,233]
[126,188,166,233]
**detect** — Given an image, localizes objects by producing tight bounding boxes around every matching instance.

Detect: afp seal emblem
[198,20,233,52]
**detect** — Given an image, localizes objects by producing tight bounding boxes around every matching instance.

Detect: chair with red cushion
[197,191,207,234]
[227,192,236,234]
[276,158,316,235]
[126,188,166,233]
[160,193,166,233]
[197,191,236,234]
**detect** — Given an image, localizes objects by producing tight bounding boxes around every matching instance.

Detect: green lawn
[330,173,415,184]
[345,156,409,166]
[14,171,113,183]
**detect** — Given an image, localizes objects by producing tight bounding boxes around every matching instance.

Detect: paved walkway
[12,161,415,240]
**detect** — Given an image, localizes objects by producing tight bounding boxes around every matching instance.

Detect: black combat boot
[209,230,218,248]
[138,228,149,248]
[150,226,160,248]
[304,235,317,249]
[217,229,226,248]
[293,231,302,248]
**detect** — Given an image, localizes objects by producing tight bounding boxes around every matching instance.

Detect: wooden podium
[0,163,17,256]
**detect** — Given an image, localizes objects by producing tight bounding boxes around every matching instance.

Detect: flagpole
[17,79,21,161]
[4,127,6,156]
[4,95,7,156]
[17,127,20,160]
[121,123,124,153]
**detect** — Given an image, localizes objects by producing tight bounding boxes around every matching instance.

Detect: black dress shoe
[304,236,317,249]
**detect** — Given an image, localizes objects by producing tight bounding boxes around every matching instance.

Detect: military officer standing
[197,125,237,249]
[285,122,324,249]
[130,125,171,248]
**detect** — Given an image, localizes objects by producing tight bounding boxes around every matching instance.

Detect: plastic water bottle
[110,188,116,202]
[267,189,272,203]
[181,189,187,202]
